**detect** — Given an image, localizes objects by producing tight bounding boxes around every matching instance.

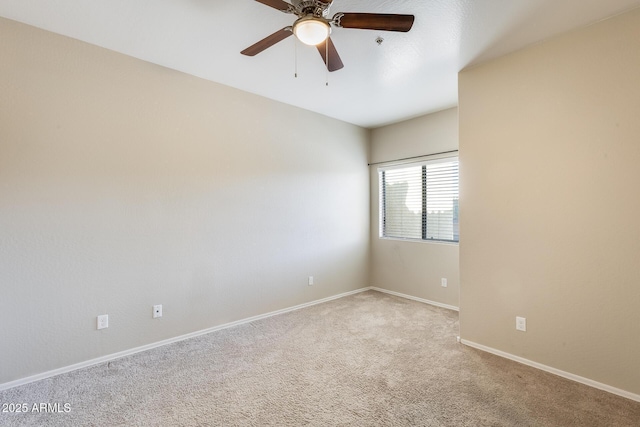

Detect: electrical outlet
[516,316,527,332]
[441,278,448,287]
[97,314,109,330]
[308,276,314,286]
[153,304,162,318]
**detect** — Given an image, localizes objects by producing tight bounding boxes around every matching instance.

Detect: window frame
[378,155,459,245]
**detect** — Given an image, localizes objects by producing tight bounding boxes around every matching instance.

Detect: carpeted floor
[1,290,638,426]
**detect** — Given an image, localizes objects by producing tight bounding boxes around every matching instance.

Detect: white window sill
[378,236,459,246]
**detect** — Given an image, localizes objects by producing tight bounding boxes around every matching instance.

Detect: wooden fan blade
[241,27,293,56]
[337,13,415,32]
[316,37,344,72]
[255,0,292,12]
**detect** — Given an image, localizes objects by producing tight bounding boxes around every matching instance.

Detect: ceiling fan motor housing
[292,0,330,18]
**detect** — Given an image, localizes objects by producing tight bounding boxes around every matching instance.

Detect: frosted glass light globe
[293,18,330,46]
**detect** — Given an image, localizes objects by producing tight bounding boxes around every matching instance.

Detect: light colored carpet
[1,290,638,426]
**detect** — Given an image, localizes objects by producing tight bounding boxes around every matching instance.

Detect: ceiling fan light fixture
[293,17,330,46]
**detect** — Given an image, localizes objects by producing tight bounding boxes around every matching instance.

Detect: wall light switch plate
[153,305,162,318]
[97,314,109,330]
[516,316,526,332]
[308,276,314,286]
[441,278,448,287]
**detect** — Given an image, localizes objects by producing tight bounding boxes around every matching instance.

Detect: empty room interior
[1,0,639,425]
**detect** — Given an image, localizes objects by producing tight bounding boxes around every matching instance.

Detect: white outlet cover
[97,314,109,330]
[308,276,314,286]
[516,316,527,332]
[441,278,448,287]
[153,304,162,318]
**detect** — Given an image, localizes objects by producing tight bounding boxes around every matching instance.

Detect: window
[379,156,459,243]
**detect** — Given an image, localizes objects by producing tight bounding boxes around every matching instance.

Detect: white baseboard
[13,288,635,404]
[0,287,371,392]
[370,287,459,312]
[461,339,640,403]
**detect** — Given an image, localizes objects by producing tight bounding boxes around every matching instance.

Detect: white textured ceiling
[2,0,640,128]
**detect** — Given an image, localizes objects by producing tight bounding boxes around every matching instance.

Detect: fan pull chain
[325,40,329,87]
[294,38,298,78]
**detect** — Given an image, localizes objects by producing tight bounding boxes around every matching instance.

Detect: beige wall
[0,18,370,385]
[370,108,459,308]
[459,9,640,395]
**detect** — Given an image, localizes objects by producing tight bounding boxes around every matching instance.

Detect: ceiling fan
[241,0,415,72]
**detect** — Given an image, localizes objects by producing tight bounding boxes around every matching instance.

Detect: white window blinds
[379,157,459,243]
